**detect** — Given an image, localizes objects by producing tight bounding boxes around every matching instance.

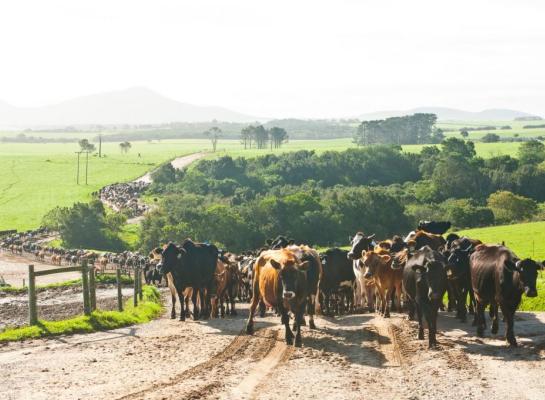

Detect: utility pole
[98,134,102,158]
[75,151,81,184]
[85,151,89,185]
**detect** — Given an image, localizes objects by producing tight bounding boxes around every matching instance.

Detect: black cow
[398,245,447,348]
[319,248,355,315]
[347,232,375,260]
[443,237,481,322]
[418,220,452,235]
[266,235,295,250]
[158,240,218,321]
[470,244,541,346]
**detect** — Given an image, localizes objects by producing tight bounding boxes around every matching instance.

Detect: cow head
[269,258,309,301]
[157,242,185,275]
[410,247,446,302]
[347,232,375,260]
[514,258,540,298]
[444,243,472,278]
[361,251,391,279]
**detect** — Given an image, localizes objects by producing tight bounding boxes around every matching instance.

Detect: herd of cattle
[1,221,543,349]
[152,221,544,349]
[97,181,150,217]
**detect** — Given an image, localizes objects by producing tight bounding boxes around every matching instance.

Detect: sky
[0,0,544,118]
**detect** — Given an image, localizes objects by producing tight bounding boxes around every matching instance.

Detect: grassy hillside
[457,221,545,260]
[457,221,545,312]
[0,137,526,231]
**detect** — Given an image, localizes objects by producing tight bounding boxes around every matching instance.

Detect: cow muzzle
[364,271,373,279]
[525,287,537,298]
[283,290,295,300]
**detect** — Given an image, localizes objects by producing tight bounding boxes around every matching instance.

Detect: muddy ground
[0,286,134,330]
[2,300,545,400]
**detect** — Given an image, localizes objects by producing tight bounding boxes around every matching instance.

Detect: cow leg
[200,288,210,320]
[490,302,499,334]
[475,300,487,337]
[178,290,185,322]
[294,308,304,347]
[246,288,260,335]
[308,294,316,329]
[458,285,468,323]
[191,289,200,320]
[258,299,266,317]
[468,286,476,315]
[416,302,425,340]
[170,292,177,319]
[384,287,392,318]
[500,302,517,346]
[427,303,439,348]
[220,295,226,318]
[282,308,294,345]
[365,285,375,313]
[229,286,237,316]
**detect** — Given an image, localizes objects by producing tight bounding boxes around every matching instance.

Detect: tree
[441,137,476,159]
[460,130,469,139]
[240,126,253,149]
[204,126,222,152]
[42,200,126,251]
[251,125,268,149]
[78,139,96,153]
[487,191,537,224]
[481,133,501,143]
[518,140,545,165]
[268,127,288,149]
[119,141,132,153]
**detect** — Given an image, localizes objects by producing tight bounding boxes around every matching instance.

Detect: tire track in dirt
[116,327,289,400]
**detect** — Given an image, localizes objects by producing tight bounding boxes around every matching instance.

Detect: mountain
[358,106,540,121]
[0,87,258,127]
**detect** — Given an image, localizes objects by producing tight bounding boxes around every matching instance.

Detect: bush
[487,191,538,224]
[481,133,501,143]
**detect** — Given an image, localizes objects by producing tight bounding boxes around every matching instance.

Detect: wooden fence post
[89,265,96,312]
[81,260,91,316]
[133,268,138,307]
[138,267,143,301]
[116,268,123,312]
[28,265,38,325]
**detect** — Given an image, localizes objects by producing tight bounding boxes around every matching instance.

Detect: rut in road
[117,326,291,400]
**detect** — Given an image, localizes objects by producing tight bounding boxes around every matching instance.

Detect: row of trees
[203,125,289,152]
[353,113,441,145]
[78,138,132,154]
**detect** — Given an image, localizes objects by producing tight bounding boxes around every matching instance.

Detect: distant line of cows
[1,222,543,349]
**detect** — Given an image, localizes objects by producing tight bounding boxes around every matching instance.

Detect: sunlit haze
[1,0,544,118]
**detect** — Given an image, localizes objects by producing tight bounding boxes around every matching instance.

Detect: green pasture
[0,137,524,231]
[457,221,545,311]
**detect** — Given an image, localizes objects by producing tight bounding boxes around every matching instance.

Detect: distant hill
[0,87,258,127]
[358,106,540,121]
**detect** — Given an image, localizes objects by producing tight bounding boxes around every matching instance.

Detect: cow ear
[381,254,392,264]
[270,259,281,269]
[298,261,310,271]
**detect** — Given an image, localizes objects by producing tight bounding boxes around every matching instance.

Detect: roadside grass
[0,273,134,294]
[0,285,161,342]
[119,224,140,249]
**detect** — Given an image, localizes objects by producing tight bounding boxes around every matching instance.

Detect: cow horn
[367,233,376,239]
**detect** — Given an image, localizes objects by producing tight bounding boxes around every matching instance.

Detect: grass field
[457,221,545,312]
[0,136,525,231]
[457,221,545,260]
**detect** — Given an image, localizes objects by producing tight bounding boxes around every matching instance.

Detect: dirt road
[2,302,545,400]
[0,251,80,287]
[134,152,206,184]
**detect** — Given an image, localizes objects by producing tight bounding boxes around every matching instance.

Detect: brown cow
[361,248,403,318]
[246,249,310,347]
[470,244,541,346]
[413,231,446,251]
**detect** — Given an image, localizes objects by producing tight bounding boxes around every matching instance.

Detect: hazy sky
[1,0,544,118]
